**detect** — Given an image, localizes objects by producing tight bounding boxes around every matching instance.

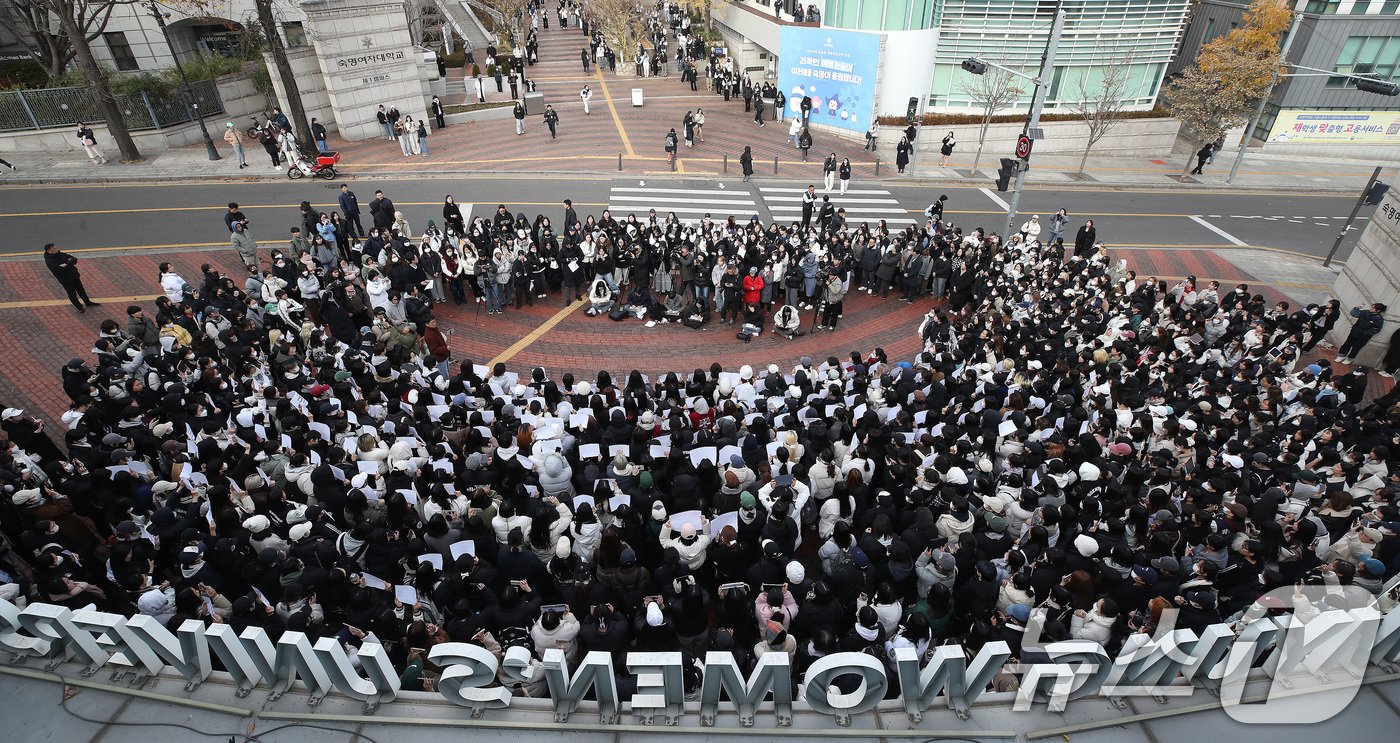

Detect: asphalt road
[0,175,1373,261]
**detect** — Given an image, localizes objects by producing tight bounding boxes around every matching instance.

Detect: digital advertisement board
[777,27,879,133]
[1267,109,1400,144]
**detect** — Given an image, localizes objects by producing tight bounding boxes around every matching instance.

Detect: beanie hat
[786,560,806,584]
[646,602,664,626]
[555,535,572,559]
[1074,534,1098,557]
[137,591,168,614]
[289,522,312,541]
[984,513,1007,533]
[243,515,270,533]
[740,491,757,508]
[639,471,654,489]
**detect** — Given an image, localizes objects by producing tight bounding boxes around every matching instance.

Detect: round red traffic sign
[1015,134,1032,159]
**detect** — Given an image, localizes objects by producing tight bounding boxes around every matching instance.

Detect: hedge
[875,106,1172,127]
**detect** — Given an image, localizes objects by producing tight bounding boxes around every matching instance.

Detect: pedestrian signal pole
[1003,4,1065,237]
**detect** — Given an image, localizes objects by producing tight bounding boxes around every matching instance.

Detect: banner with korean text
[777,27,879,134]
[1267,109,1400,144]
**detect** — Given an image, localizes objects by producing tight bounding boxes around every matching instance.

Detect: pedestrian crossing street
[758,186,918,227]
[607,186,760,220]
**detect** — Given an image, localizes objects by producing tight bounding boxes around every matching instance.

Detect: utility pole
[1227,11,1302,184]
[1324,166,1382,267]
[150,0,221,161]
[1003,3,1066,237]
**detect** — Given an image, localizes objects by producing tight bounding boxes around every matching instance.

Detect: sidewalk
[0,15,1387,193]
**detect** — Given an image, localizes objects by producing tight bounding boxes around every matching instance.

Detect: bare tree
[588,0,644,76]
[1069,53,1137,176]
[40,0,141,161]
[253,0,315,158]
[1,0,127,79]
[958,67,1024,172]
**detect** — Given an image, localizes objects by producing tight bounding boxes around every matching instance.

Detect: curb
[0,169,1363,194]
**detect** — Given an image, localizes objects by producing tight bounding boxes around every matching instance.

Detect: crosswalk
[607,186,760,219]
[759,186,918,227]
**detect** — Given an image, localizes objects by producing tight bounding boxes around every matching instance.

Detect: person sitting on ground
[585,278,614,316]
[626,283,653,319]
[682,298,710,329]
[740,303,766,340]
[773,304,801,339]
[661,291,685,323]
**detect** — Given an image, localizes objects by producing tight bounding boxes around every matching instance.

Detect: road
[0,175,1373,262]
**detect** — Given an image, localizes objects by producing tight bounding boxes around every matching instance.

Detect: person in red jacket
[742,266,764,306]
[423,317,451,377]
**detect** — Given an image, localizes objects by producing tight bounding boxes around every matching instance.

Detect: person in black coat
[369,191,396,233]
[1073,219,1097,257]
[44,243,97,313]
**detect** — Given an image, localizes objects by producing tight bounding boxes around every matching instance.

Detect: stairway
[433,0,497,55]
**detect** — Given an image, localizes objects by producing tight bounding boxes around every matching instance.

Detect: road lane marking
[0,294,160,310]
[593,69,635,158]
[1188,215,1249,246]
[979,188,1009,211]
[489,300,584,367]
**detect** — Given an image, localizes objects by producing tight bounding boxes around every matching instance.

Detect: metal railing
[0,78,225,133]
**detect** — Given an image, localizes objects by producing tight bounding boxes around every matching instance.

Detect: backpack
[608,306,628,321]
[833,544,863,572]
[496,625,535,654]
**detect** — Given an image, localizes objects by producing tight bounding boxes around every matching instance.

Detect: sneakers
[1336,355,1352,364]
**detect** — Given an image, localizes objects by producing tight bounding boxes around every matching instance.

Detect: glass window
[283,22,308,48]
[1384,0,1400,13]
[1202,17,1216,43]
[1328,34,1400,86]
[104,31,138,71]
[1352,0,1371,13]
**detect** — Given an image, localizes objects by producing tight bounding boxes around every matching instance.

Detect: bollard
[723,154,728,173]
[618,153,623,171]
[774,155,779,175]
[875,158,881,176]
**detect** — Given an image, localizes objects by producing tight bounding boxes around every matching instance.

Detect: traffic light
[1356,77,1400,96]
[961,58,987,75]
[1365,181,1391,205]
[996,158,1017,192]
[906,96,919,123]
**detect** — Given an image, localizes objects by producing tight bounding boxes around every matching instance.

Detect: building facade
[1173,0,1400,142]
[713,0,1192,124]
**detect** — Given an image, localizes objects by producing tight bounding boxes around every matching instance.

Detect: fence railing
[0,78,225,133]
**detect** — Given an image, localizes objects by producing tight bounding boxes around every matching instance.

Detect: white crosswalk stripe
[607,185,759,218]
[756,186,918,226]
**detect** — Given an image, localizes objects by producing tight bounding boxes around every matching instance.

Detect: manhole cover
[1167,174,1200,184]
[1066,172,1096,182]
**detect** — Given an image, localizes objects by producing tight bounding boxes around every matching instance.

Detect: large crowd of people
[7,0,1400,705]
[10,172,1400,704]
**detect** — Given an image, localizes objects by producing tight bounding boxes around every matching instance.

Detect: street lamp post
[149,0,221,161]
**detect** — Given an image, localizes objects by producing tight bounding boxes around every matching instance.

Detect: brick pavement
[4,244,1388,434]
[328,20,880,179]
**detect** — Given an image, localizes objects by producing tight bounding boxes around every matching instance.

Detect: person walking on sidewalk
[514,102,527,135]
[938,130,955,166]
[896,136,911,174]
[311,118,329,154]
[740,146,753,182]
[580,85,592,114]
[543,105,560,139]
[788,116,802,148]
[683,112,695,148]
[822,152,837,191]
[797,127,812,162]
[838,158,851,195]
[223,122,247,169]
[581,48,591,73]
[1337,303,1388,364]
[665,128,679,165]
[474,73,486,103]
[44,243,98,314]
[753,96,765,126]
[75,123,107,164]
[0,157,15,171]
[1190,142,1214,175]
[693,108,705,142]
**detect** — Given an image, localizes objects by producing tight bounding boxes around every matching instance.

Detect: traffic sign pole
[1004,3,1065,237]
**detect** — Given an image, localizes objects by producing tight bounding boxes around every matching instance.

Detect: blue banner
[777,28,879,134]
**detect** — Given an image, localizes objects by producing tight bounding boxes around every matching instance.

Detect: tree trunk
[255,0,316,159]
[1183,140,1200,175]
[972,116,992,172]
[52,0,140,162]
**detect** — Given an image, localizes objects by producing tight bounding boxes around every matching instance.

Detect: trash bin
[631,88,644,107]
